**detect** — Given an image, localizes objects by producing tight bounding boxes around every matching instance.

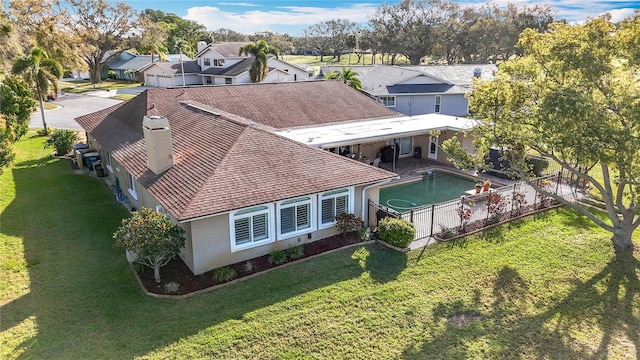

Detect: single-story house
[76,81,403,275]
[319,64,497,117]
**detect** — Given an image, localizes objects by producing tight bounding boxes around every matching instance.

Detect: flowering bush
[486,193,509,224]
[456,204,473,232]
[511,187,528,215]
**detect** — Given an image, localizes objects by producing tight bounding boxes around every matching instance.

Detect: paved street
[29,86,148,131]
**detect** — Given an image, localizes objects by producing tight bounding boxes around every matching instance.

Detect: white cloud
[601,8,638,22]
[184,4,378,34]
[218,2,259,7]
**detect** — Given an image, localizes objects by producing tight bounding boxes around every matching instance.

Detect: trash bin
[414,146,422,159]
[94,163,106,177]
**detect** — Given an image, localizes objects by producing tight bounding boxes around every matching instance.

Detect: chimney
[197,41,207,53]
[142,115,173,174]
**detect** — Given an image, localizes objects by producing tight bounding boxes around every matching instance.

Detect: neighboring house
[319,64,497,116]
[103,51,193,82]
[143,41,315,87]
[75,81,401,275]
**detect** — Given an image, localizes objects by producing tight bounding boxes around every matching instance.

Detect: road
[29,87,148,131]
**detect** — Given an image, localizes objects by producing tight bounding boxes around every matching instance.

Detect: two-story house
[143,41,315,87]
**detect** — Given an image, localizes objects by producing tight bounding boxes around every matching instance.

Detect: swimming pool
[379,171,478,212]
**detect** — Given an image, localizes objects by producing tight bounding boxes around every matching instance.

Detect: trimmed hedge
[377,217,415,248]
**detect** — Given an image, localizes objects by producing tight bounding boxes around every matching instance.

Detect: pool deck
[378,157,511,187]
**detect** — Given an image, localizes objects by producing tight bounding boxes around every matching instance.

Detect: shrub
[36,126,53,137]
[377,217,415,248]
[455,204,473,232]
[286,245,304,260]
[44,129,79,155]
[164,281,180,294]
[437,225,457,240]
[360,227,372,242]
[213,267,236,283]
[335,213,362,236]
[267,250,288,265]
[243,261,255,273]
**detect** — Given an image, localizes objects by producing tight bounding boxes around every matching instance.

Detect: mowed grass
[283,53,410,69]
[59,79,143,93]
[1,135,639,359]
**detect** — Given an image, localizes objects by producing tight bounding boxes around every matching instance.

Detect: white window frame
[213,58,225,67]
[379,96,396,107]
[276,196,316,240]
[105,152,113,173]
[387,137,412,157]
[203,58,211,66]
[435,95,441,113]
[319,188,354,229]
[229,205,275,252]
[127,173,137,200]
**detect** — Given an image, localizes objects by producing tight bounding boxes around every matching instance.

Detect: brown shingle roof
[76,82,397,221]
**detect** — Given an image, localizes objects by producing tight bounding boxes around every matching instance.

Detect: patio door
[428,136,438,160]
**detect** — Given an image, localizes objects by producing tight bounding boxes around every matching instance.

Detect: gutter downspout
[361,178,395,226]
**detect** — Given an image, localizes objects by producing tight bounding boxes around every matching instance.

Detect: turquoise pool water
[380,171,477,212]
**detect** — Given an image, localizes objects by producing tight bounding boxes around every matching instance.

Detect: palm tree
[12,48,63,135]
[324,67,362,90]
[238,40,280,83]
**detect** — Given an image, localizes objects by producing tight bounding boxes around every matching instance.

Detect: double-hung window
[105,151,113,173]
[127,173,137,199]
[203,58,211,66]
[230,205,274,251]
[379,96,396,107]
[434,95,441,113]
[277,196,315,239]
[320,188,353,228]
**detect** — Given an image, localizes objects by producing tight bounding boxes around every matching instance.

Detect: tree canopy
[324,67,363,90]
[113,207,185,283]
[238,40,280,83]
[12,48,63,135]
[442,14,640,255]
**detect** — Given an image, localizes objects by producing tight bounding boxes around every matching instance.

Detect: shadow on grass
[365,244,407,283]
[0,153,381,358]
[402,249,640,359]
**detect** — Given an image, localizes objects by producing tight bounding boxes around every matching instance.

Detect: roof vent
[473,68,482,78]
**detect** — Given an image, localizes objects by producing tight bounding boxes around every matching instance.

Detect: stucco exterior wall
[186,184,379,275]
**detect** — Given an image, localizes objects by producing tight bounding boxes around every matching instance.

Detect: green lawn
[59,79,143,94]
[283,54,411,70]
[1,134,639,359]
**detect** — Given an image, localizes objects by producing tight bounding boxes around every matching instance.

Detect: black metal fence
[368,170,586,242]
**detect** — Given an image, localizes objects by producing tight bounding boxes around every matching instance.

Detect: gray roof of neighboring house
[201,57,254,77]
[108,55,157,71]
[320,64,497,96]
[195,42,247,58]
[147,60,201,75]
[75,81,397,221]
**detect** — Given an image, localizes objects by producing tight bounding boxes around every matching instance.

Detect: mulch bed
[137,233,363,296]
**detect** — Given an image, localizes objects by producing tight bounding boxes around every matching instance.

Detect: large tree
[238,40,280,83]
[64,0,138,83]
[0,76,35,172]
[442,16,640,256]
[369,0,453,65]
[12,48,63,135]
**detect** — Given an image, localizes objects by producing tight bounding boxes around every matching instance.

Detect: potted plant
[475,182,482,193]
[483,179,491,192]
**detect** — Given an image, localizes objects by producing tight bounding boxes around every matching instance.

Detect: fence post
[410,209,414,223]
[429,204,435,238]
[511,183,516,214]
[555,171,562,195]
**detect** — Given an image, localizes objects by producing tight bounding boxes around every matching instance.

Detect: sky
[118,0,640,35]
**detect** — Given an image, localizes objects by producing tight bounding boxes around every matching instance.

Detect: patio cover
[277,113,478,148]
